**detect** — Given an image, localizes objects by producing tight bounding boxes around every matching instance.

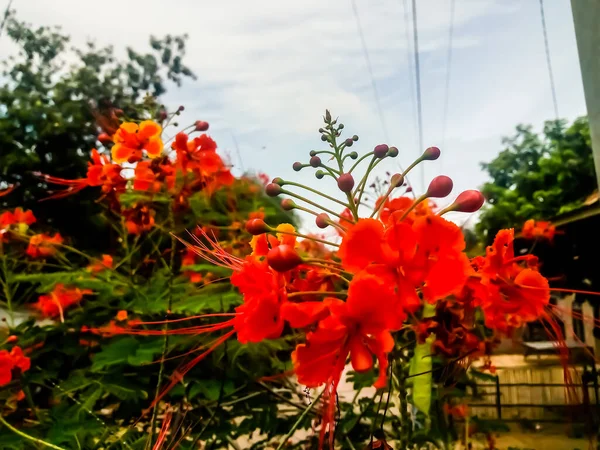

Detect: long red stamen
[152,407,173,450]
[176,228,244,271]
[144,330,235,414]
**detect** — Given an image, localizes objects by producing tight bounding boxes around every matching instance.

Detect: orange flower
[111,121,163,163]
[34,284,92,319]
[87,254,114,273]
[522,219,556,241]
[0,346,31,386]
[116,310,128,322]
[26,233,63,258]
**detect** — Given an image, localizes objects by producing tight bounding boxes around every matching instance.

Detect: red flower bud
[373,144,389,158]
[245,219,269,235]
[281,199,296,211]
[6,335,18,343]
[267,245,303,272]
[272,177,285,186]
[426,175,453,198]
[315,213,330,229]
[422,146,441,161]
[309,156,321,168]
[337,173,355,193]
[98,133,112,144]
[452,190,485,213]
[195,120,209,131]
[265,183,282,197]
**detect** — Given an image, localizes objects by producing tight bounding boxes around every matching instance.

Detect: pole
[571,0,600,193]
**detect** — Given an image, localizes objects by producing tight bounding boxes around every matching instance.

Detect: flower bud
[338,123,344,129]
[337,173,355,193]
[309,150,317,156]
[422,146,440,161]
[272,177,284,186]
[245,219,269,235]
[265,183,282,197]
[6,335,17,344]
[387,146,399,157]
[292,162,303,172]
[281,199,296,211]
[158,110,168,121]
[309,156,321,168]
[178,105,185,112]
[345,138,354,147]
[349,151,358,159]
[352,135,359,142]
[320,135,328,142]
[267,245,303,272]
[373,144,389,158]
[390,173,404,188]
[426,175,453,198]
[451,190,485,213]
[318,128,324,133]
[315,170,325,179]
[325,110,332,122]
[315,213,330,229]
[194,120,209,131]
[98,133,112,145]
[406,187,413,193]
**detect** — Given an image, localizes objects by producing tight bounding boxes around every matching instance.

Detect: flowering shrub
[0,108,594,449]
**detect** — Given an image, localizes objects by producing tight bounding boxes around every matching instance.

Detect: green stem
[0,415,66,450]
[271,228,339,247]
[148,208,178,448]
[280,189,345,221]
[281,181,349,208]
[275,390,323,450]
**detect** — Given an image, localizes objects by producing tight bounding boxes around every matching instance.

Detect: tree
[0,11,195,250]
[476,117,596,243]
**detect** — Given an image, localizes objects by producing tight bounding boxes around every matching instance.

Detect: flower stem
[0,415,66,450]
[275,390,323,450]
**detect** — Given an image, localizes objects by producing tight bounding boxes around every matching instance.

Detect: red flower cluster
[34,284,93,319]
[0,346,30,386]
[41,118,234,236]
[522,219,557,241]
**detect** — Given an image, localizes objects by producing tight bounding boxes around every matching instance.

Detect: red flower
[522,219,556,241]
[26,233,63,258]
[477,229,550,333]
[34,284,92,319]
[292,272,397,390]
[0,207,36,241]
[123,204,156,234]
[0,346,31,386]
[40,149,126,200]
[87,254,114,273]
[133,158,176,193]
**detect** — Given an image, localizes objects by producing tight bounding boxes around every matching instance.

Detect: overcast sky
[7,0,588,229]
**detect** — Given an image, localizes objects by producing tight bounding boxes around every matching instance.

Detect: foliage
[0,10,195,251]
[476,117,596,243]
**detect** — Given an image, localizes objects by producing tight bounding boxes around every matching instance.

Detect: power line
[440,0,456,172]
[402,0,419,154]
[539,0,559,121]
[411,0,425,191]
[350,0,390,143]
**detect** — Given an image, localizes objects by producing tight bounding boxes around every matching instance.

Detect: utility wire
[539,0,559,121]
[402,0,419,155]
[440,0,456,172]
[411,0,425,191]
[350,0,390,143]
